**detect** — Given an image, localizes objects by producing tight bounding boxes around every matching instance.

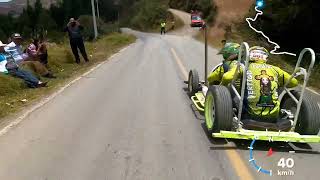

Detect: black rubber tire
[281,90,320,135]
[204,85,233,133]
[188,69,200,95]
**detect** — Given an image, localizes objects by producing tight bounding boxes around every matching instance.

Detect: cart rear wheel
[281,91,320,135]
[188,69,200,95]
[205,85,233,133]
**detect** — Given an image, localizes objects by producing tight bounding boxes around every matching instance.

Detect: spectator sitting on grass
[37,36,49,67]
[5,33,29,64]
[26,37,49,67]
[5,33,55,78]
[0,41,47,88]
[26,38,39,60]
[0,51,8,74]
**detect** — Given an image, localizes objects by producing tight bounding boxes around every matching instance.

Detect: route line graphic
[246,4,297,56]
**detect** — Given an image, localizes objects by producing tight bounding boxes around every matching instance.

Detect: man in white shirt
[4,33,29,64]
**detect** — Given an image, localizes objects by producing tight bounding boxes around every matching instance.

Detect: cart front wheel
[188,69,200,95]
[205,85,233,133]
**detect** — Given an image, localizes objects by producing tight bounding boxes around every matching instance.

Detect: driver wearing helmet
[207,42,240,85]
[220,46,299,121]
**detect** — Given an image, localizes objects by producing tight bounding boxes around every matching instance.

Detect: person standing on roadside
[171,20,175,30]
[160,21,166,35]
[64,18,89,64]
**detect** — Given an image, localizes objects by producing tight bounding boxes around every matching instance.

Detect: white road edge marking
[170,48,188,79]
[307,87,320,96]
[0,43,135,137]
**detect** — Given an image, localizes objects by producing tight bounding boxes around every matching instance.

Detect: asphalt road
[0,12,319,180]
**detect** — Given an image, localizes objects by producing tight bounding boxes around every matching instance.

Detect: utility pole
[91,0,98,39]
[204,23,208,86]
[186,0,190,11]
[96,0,100,19]
[114,0,120,22]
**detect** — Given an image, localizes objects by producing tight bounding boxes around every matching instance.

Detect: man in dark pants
[64,18,89,64]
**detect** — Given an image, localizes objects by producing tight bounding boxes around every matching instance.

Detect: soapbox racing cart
[186,42,320,143]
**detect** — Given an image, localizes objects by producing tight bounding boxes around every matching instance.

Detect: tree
[49,2,65,28]
[0,28,6,42]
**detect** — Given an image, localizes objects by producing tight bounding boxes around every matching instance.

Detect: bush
[123,0,169,31]
[0,28,6,42]
[78,15,119,40]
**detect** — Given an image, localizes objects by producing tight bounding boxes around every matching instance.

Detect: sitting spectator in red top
[37,37,48,66]
[26,38,39,59]
[26,37,49,66]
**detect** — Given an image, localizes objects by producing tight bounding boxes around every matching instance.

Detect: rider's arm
[220,65,241,86]
[275,66,299,88]
[207,65,224,85]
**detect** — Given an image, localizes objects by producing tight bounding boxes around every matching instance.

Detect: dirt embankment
[168,9,199,37]
[209,0,254,45]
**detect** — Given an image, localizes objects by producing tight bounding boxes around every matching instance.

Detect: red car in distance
[190,12,204,27]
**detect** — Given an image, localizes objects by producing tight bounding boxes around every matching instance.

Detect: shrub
[78,15,119,40]
[122,0,169,31]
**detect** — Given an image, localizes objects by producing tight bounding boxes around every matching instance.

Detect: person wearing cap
[220,46,298,122]
[0,41,47,88]
[207,42,240,85]
[64,18,89,64]
[4,33,29,64]
[0,43,8,74]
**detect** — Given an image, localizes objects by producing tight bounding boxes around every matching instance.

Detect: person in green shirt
[160,21,166,35]
[220,46,298,121]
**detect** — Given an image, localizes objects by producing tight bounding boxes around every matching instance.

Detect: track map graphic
[246,0,297,56]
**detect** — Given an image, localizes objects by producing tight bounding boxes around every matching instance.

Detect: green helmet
[218,42,240,60]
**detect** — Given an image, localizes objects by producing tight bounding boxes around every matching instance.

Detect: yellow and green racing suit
[220,61,298,120]
[207,60,237,85]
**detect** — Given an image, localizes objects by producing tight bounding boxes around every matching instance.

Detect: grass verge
[0,33,136,119]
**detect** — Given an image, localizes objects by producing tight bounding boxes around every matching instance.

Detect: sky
[0,0,12,2]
